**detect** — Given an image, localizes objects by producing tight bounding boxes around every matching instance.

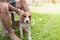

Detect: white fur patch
[24,16,30,23]
[20,23,30,28]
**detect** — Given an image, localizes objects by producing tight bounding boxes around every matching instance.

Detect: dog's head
[20,12,31,23]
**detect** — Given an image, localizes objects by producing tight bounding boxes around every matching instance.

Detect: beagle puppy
[19,12,31,40]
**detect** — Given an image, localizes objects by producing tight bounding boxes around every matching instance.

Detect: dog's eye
[29,16,31,18]
[24,16,26,17]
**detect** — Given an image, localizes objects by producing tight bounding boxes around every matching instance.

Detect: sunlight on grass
[31,13,60,40]
[30,3,60,14]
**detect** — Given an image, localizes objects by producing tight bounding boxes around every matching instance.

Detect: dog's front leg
[26,27,31,40]
[19,26,23,40]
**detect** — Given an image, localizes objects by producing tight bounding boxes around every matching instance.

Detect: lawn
[0,6,60,40]
[31,12,60,40]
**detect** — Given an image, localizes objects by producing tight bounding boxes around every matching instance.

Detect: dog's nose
[26,20,29,23]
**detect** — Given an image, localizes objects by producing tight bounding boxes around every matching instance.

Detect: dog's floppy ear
[20,12,25,23]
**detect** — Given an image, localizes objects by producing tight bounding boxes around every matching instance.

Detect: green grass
[31,12,60,40]
[0,11,60,40]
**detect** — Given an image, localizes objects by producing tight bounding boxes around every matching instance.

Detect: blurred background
[26,0,60,5]
[26,0,60,14]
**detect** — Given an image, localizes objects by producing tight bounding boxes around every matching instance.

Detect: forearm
[8,3,20,13]
[20,0,30,12]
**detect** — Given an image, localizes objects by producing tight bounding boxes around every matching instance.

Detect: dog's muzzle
[24,17,30,23]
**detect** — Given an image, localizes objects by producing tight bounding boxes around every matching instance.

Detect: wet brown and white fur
[19,12,31,40]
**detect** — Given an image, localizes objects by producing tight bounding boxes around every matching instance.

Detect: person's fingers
[17,9,24,15]
[20,10,24,15]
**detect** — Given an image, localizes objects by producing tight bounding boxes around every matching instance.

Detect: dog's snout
[26,20,29,23]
